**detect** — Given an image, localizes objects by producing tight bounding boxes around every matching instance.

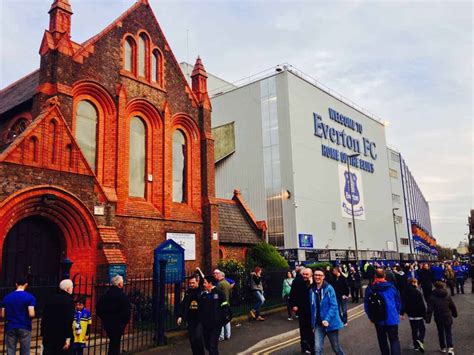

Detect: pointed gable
[0,97,94,177]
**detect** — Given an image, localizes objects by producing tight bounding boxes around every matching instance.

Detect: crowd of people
[0,260,472,355]
[0,275,131,355]
[284,260,473,355]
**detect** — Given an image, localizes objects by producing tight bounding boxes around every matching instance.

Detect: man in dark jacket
[198,276,229,355]
[393,266,407,296]
[290,267,313,354]
[41,279,75,354]
[418,263,433,303]
[177,276,204,355]
[364,268,401,355]
[348,267,361,303]
[425,281,457,354]
[401,278,426,352]
[97,275,131,355]
[330,266,350,325]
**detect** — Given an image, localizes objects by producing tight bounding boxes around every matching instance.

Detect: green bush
[246,243,289,271]
[217,259,245,277]
[304,262,332,270]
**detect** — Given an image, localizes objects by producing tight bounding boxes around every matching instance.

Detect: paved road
[249,293,474,355]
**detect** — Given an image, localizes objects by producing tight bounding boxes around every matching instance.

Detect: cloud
[1,0,472,248]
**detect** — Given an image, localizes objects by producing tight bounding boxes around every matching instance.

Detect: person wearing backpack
[364,268,401,355]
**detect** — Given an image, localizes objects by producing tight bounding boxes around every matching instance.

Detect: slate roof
[0,70,39,116]
[217,201,263,245]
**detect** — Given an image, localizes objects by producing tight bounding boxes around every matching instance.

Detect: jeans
[455,278,465,294]
[409,319,426,347]
[436,322,453,349]
[337,298,348,324]
[314,326,345,355]
[219,322,231,340]
[253,290,265,317]
[6,329,31,355]
[374,324,401,355]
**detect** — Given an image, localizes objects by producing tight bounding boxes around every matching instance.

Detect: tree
[436,244,454,261]
[246,243,289,271]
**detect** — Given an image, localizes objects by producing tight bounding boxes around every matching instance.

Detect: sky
[1,0,472,248]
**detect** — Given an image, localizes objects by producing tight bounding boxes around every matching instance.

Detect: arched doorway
[2,216,62,285]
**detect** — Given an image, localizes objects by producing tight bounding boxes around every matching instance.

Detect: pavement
[249,292,474,355]
[136,292,474,355]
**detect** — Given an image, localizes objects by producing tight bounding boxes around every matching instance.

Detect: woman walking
[444,265,456,297]
[425,281,457,355]
[282,271,294,320]
[250,267,265,321]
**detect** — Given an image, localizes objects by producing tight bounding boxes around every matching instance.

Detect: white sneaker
[440,349,447,353]
[447,348,455,355]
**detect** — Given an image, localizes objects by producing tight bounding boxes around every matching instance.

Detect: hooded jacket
[426,288,457,325]
[309,281,343,332]
[401,284,426,318]
[364,280,401,326]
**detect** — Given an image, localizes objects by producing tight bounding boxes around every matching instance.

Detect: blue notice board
[108,264,126,282]
[154,239,185,283]
[298,234,314,248]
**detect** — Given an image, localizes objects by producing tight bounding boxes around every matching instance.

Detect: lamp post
[346,153,360,263]
[392,208,400,260]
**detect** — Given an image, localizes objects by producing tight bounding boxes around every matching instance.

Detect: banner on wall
[338,164,366,220]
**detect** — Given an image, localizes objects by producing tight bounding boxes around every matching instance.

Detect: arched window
[75,100,98,172]
[151,50,159,83]
[138,34,147,78]
[129,116,146,197]
[172,130,186,202]
[124,37,134,72]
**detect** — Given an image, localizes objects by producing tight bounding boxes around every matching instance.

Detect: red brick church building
[0,0,265,283]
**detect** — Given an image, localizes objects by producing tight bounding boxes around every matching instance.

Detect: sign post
[153,240,185,345]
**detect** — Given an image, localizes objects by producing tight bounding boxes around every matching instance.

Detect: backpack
[367,287,387,322]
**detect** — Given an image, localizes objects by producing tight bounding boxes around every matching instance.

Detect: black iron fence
[0,270,286,354]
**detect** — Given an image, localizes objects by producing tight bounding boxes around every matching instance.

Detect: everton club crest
[339,167,365,218]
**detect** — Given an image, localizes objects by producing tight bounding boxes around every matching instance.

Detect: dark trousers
[421,285,432,303]
[72,343,85,355]
[298,314,314,353]
[350,286,359,302]
[447,281,455,296]
[455,278,465,294]
[202,326,220,355]
[409,319,426,347]
[107,334,122,355]
[188,323,205,355]
[374,324,401,355]
[284,295,292,318]
[43,338,71,355]
[435,322,453,349]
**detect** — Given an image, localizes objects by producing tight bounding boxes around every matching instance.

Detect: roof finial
[49,0,73,35]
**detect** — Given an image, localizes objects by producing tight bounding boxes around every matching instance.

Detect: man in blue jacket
[452,261,466,294]
[310,268,345,355]
[364,268,401,355]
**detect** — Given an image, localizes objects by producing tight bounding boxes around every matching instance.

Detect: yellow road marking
[254,309,367,354]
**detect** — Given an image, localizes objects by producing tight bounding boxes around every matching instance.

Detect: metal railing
[0,271,286,354]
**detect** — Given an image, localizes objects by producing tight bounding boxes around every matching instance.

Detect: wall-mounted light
[282,189,291,199]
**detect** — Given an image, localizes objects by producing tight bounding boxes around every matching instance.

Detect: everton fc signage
[314,108,377,173]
